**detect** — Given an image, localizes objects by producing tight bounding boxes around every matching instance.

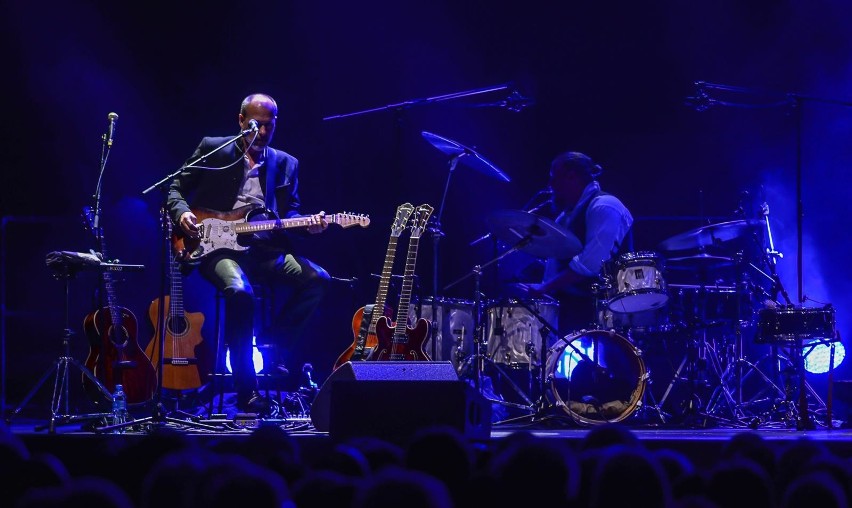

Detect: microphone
[105,112,118,147]
[501,90,535,112]
[523,188,553,213]
[684,82,713,112]
[241,119,259,135]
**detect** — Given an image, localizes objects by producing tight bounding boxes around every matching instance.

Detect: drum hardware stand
[704,251,758,425]
[621,329,669,425]
[674,290,742,428]
[503,297,559,413]
[6,256,113,432]
[445,237,550,421]
[448,261,538,417]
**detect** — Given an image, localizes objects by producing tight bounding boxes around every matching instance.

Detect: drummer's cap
[552,151,603,180]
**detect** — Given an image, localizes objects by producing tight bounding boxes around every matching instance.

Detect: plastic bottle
[111,384,128,433]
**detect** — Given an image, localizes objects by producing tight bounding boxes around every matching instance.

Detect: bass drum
[546,329,646,425]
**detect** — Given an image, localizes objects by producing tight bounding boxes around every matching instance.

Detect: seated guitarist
[167,93,330,416]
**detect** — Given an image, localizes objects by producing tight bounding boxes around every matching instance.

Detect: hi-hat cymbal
[658,219,763,252]
[666,253,735,270]
[422,131,510,182]
[486,209,581,259]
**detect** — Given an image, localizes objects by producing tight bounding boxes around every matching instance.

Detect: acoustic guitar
[145,216,205,391]
[371,204,433,361]
[81,207,157,404]
[333,203,415,369]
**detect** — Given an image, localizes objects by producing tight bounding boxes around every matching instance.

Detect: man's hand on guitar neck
[305,211,328,235]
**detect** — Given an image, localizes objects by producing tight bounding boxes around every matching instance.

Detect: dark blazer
[167,136,302,251]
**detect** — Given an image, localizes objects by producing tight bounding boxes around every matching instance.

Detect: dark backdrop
[3,0,850,415]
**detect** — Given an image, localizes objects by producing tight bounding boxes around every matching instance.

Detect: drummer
[524,151,633,332]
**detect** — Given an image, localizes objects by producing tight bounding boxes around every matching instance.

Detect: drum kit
[418,133,837,429]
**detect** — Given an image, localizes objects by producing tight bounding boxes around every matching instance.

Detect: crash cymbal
[666,253,735,270]
[658,219,763,252]
[422,131,510,182]
[486,209,581,259]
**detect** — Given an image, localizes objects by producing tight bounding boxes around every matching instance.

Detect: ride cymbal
[422,131,510,182]
[658,219,763,252]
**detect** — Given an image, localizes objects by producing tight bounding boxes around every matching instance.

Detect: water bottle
[111,384,128,433]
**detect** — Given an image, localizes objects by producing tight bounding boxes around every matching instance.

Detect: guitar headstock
[333,212,371,229]
[391,203,415,238]
[409,204,434,239]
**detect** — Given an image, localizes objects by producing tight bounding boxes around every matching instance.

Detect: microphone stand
[106,133,256,433]
[322,83,512,121]
[688,81,852,305]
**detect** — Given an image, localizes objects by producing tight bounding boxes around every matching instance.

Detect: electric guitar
[333,203,415,370]
[81,207,157,404]
[371,204,433,361]
[172,205,370,261]
[145,215,205,391]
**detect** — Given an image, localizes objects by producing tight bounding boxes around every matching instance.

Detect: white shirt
[233,147,267,209]
[545,181,633,280]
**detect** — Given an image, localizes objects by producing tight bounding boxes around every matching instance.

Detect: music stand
[6,252,113,432]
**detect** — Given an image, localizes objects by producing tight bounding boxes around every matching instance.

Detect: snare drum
[607,251,668,314]
[485,299,559,367]
[546,329,646,425]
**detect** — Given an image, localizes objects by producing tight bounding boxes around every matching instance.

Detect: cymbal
[486,209,581,259]
[666,253,735,270]
[658,219,763,252]
[421,131,510,182]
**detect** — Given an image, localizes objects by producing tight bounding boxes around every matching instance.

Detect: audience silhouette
[5,418,852,508]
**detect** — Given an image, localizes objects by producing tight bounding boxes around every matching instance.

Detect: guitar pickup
[115,360,138,368]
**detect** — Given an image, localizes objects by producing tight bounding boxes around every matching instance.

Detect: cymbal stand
[426,154,460,361]
[6,263,112,432]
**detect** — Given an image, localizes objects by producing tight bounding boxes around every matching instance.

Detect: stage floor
[7,412,852,476]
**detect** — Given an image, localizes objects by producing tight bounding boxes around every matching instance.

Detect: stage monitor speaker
[310,361,491,441]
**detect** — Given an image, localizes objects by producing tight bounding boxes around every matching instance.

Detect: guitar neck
[233,214,341,234]
[103,270,124,329]
[393,236,420,338]
[96,237,123,330]
[368,236,400,333]
[169,254,185,317]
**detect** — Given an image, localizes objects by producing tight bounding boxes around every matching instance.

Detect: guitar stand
[6,262,112,433]
[99,200,227,434]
